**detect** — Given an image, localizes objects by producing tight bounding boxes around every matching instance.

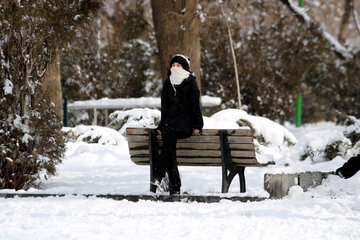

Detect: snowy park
[1,108,360,239]
[1,0,360,240]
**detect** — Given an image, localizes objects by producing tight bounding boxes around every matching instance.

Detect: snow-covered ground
[1,109,359,240]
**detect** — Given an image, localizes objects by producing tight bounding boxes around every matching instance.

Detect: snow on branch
[284,0,354,59]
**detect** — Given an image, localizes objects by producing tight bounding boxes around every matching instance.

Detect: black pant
[336,154,360,179]
[154,132,181,193]
[154,116,193,193]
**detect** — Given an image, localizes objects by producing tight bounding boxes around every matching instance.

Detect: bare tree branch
[221,3,242,110]
[280,0,354,59]
[351,0,360,35]
[338,0,352,44]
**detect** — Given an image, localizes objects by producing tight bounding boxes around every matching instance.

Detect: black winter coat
[157,71,203,139]
[336,153,360,179]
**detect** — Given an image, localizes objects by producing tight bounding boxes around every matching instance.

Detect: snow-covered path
[32,141,270,196]
[1,186,359,240]
[1,117,360,239]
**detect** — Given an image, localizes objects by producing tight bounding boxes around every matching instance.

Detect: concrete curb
[0,193,267,203]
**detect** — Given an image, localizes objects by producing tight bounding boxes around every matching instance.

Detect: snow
[206,109,297,146]
[68,97,161,110]
[63,125,126,145]
[67,95,221,110]
[323,31,352,58]
[74,15,81,20]
[200,95,222,106]
[21,133,33,144]
[1,108,360,239]
[109,108,160,135]
[3,79,13,95]
[12,114,30,134]
[1,190,360,240]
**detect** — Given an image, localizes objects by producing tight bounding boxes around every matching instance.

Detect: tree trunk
[42,52,63,121]
[151,0,201,90]
[338,0,352,44]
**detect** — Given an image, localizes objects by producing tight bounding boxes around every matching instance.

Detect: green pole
[295,93,302,127]
[299,0,304,7]
[295,0,303,127]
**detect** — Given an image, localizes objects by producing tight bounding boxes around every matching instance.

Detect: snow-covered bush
[300,114,360,162]
[108,108,161,135]
[338,114,360,147]
[0,100,65,190]
[63,125,125,145]
[0,0,100,190]
[300,140,350,162]
[205,109,297,148]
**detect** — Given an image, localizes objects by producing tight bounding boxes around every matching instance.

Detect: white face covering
[170,67,190,85]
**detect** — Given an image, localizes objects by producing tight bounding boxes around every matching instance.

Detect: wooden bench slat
[134,161,224,166]
[126,128,252,136]
[135,161,263,167]
[176,143,255,150]
[127,135,253,144]
[128,142,255,151]
[126,128,150,135]
[178,136,254,143]
[131,156,258,165]
[129,149,255,158]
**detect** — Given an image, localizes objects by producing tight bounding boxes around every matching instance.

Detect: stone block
[298,172,324,191]
[264,173,298,199]
[264,172,330,199]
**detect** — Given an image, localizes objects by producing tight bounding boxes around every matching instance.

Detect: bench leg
[238,167,246,193]
[222,168,237,193]
[222,167,246,193]
[219,130,247,193]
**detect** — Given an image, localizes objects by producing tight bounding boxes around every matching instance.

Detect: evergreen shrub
[0,0,100,189]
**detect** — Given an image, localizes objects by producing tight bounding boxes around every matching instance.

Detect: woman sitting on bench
[152,54,204,195]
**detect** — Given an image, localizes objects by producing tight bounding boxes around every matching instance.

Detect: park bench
[126,127,275,193]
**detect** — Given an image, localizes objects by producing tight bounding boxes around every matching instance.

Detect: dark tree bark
[151,0,201,90]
